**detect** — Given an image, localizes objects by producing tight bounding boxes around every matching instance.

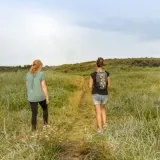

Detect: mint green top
[26,71,46,102]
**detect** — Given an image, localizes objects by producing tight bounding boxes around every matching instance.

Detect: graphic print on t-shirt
[96,72,107,90]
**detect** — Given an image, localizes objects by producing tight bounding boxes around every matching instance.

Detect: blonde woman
[89,57,111,134]
[26,60,49,133]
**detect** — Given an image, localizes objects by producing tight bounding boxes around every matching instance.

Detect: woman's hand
[107,76,111,88]
[46,97,49,104]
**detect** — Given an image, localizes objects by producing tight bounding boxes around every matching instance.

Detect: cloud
[0,4,160,66]
[78,18,160,41]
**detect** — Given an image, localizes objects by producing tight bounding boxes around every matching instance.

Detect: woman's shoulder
[39,71,46,79]
[105,70,110,76]
[90,71,97,77]
[37,71,45,75]
[26,72,31,76]
[26,72,32,80]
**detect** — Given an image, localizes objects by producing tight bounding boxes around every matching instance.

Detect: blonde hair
[30,60,43,74]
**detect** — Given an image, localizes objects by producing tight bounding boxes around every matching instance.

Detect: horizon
[1,0,160,66]
[0,57,159,67]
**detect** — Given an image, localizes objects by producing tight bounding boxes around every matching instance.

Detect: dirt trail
[57,78,96,160]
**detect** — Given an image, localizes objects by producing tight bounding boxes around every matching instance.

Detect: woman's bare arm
[41,80,49,104]
[89,76,93,89]
[107,76,111,88]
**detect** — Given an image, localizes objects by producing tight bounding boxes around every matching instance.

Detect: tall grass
[0,71,80,159]
[101,69,160,160]
[0,67,160,159]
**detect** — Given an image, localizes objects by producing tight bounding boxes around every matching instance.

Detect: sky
[1,0,160,66]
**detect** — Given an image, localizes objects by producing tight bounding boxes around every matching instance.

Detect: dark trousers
[30,100,48,131]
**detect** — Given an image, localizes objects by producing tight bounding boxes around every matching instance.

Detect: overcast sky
[1,0,160,66]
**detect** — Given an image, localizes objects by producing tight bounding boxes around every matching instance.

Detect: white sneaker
[97,129,103,135]
[46,125,50,128]
[103,123,108,130]
[43,125,51,131]
[31,132,38,138]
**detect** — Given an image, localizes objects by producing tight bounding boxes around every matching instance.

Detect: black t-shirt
[90,71,110,95]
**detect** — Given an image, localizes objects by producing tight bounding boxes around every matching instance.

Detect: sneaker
[31,132,38,138]
[103,123,108,130]
[43,125,50,131]
[97,129,103,135]
[46,125,50,128]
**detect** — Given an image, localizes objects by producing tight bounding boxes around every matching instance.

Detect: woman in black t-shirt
[89,57,111,134]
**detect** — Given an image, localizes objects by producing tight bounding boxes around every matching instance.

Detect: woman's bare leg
[101,105,107,125]
[95,105,103,130]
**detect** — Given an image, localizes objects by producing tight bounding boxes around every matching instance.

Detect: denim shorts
[92,94,108,105]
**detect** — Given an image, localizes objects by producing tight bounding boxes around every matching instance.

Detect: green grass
[0,65,160,159]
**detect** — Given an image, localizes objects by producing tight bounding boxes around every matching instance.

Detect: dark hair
[96,57,104,67]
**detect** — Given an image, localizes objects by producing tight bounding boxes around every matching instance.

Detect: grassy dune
[0,64,160,159]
